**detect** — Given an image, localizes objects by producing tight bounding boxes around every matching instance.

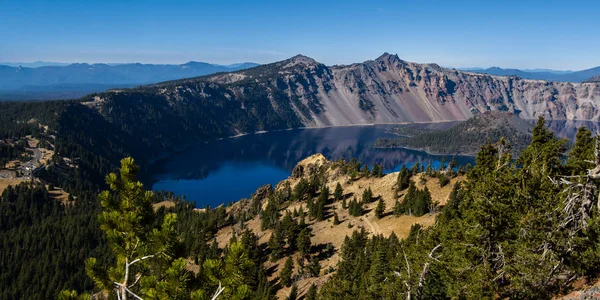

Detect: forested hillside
[18,117,597,299]
[375,111,534,155]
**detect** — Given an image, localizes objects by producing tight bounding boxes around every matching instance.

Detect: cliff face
[92,53,600,138]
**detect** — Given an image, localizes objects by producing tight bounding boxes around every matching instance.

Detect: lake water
[149,124,473,208]
[149,120,600,208]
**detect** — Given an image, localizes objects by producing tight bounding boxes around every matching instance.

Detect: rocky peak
[375,52,403,64]
[284,54,319,68]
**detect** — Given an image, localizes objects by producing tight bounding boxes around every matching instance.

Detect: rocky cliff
[138,53,600,128]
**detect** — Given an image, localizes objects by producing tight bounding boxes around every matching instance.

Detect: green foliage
[293,178,310,200]
[309,255,321,277]
[333,212,341,225]
[305,284,318,300]
[438,173,450,187]
[348,197,364,217]
[269,227,286,261]
[280,257,294,287]
[0,183,108,299]
[371,163,384,178]
[333,182,344,201]
[297,228,312,258]
[323,120,600,299]
[396,164,411,191]
[286,284,298,300]
[375,199,386,219]
[361,187,373,203]
[566,127,596,175]
[84,157,196,299]
[261,194,280,230]
[315,185,329,221]
[396,182,432,216]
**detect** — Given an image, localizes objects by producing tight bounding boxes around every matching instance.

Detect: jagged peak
[375,52,402,63]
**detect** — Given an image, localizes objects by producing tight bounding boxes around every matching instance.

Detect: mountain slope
[142,53,600,126]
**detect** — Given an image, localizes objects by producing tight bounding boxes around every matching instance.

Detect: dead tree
[394,243,442,300]
[551,139,600,233]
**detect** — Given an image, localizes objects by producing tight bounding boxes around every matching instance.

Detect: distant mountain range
[0,61,260,100]
[460,66,600,83]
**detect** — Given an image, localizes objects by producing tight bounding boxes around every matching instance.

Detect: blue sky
[1,0,598,69]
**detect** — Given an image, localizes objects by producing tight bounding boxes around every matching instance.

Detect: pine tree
[309,256,321,277]
[397,165,410,191]
[449,156,458,172]
[334,182,344,201]
[393,200,402,216]
[286,284,298,300]
[280,256,294,287]
[333,212,341,225]
[349,197,364,217]
[305,284,318,300]
[294,178,310,200]
[269,227,285,261]
[566,127,595,175]
[307,198,316,220]
[362,187,373,203]
[84,158,197,299]
[297,228,312,257]
[375,198,385,219]
[342,196,348,209]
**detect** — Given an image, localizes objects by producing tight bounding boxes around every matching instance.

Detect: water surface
[150,124,472,208]
[151,120,600,208]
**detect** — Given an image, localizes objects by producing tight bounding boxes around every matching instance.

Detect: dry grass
[0,178,26,193]
[152,200,176,211]
[39,148,54,165]
[48,188,72,205]
[5,160,20,169]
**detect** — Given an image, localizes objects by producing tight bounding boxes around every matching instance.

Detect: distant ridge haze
[460,66,600,82]
[0,61,260,100]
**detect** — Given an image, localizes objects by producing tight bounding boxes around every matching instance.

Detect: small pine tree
[361,165,370,178]
[280,256,294,287]
[309,255,321,277]
[342,196,348,209]
[393,200,402,216]
[286,284,298,300]
[305,284,318,300]
[361,187,373,203]
[297,228,312,257]
[333,212,340,225]
[375,198,385,219]
[269,227,285,261]
[397,165,410,191]
[334,182,344,201]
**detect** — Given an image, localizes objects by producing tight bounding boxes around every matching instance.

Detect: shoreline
[144,120,469,183]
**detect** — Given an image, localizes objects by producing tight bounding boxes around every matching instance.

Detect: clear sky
[1,0,598,70]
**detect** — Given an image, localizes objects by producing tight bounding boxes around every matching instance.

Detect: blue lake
[149,120,600,208]
[149,124,473,208]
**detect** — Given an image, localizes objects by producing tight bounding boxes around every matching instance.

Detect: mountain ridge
[461,65,600,82]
